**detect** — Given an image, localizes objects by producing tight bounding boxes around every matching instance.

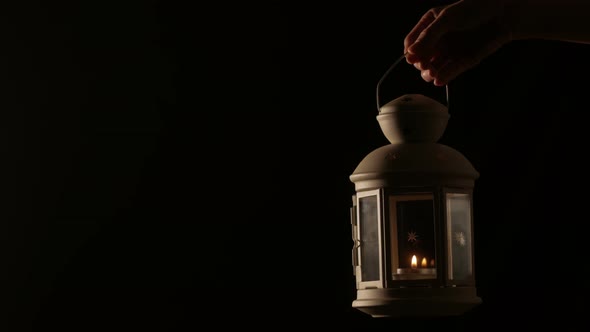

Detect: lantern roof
[350,143,479,183]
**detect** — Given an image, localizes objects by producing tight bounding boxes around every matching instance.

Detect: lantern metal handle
[376,53,449,114]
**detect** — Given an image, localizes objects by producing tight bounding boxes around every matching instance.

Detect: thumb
[432,59,474,86]
[433,36,505,86]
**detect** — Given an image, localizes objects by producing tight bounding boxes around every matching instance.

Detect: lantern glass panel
[390,194,436,280]
[446,193,473,281]
[359,195,380,282]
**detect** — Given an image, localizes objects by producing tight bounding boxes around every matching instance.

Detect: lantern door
[352,189,384,289]
[388,193,438,284]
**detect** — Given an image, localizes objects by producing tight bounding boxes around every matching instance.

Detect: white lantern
[350,56,481,318]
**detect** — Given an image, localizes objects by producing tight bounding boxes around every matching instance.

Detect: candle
[394,254,437,280]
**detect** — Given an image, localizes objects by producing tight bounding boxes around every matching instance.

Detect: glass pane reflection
[359,196,379,282]
[447,193,473,281]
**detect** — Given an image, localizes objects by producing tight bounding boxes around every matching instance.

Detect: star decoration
[454,231,466,246]
[407,231,418,243]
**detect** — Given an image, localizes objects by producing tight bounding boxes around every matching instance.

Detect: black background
[2,1,590,330]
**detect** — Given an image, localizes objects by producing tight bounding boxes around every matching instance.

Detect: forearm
[505,0,590,44]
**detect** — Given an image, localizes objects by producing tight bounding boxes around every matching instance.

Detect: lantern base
[352,287,481,318]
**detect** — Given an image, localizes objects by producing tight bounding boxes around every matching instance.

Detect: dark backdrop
[278,1,590,330]
[2,1,590,330]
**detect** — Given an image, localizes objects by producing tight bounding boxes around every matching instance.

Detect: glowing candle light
[395,254,436,280]
[430,259,435,267]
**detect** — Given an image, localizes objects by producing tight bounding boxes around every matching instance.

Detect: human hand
[404,0,513,86]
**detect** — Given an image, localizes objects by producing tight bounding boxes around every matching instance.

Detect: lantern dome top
[377,94,449,144]
[379,93,448,115]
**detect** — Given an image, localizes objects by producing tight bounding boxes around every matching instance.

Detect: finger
[407,8,453,58]
[404,9,436,54]
[421,69,435,83]
[408,50,445,73]
[405,52,423,65]
[406,52,438,68]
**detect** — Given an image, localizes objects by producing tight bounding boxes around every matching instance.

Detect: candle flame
[430,259,435,267]
[411,255,417,268]
[421,257,427,268]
